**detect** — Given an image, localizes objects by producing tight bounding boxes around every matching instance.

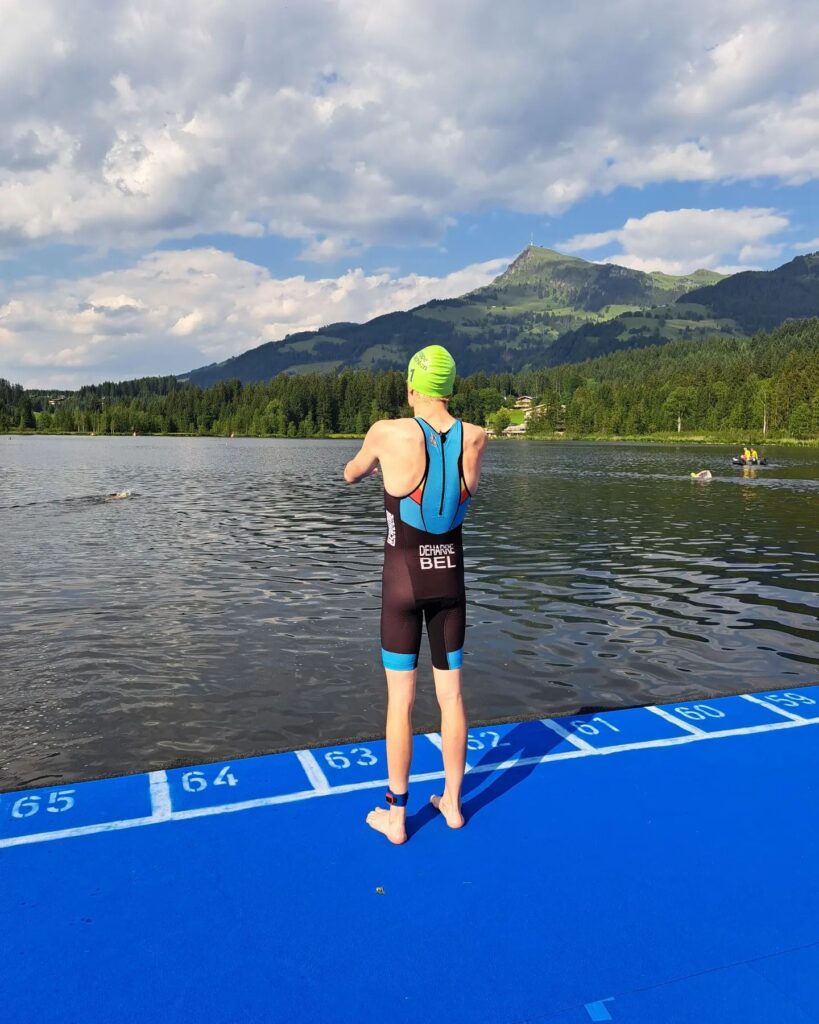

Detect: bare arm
[343,421,383,483]
[461,423,489,496]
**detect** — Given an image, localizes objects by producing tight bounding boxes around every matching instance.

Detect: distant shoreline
[6,430,819,446]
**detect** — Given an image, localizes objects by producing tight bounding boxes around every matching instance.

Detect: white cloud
[559,207,789,275]
[0,1,817,254]
[711,264,759,276]
[0,249,510,387]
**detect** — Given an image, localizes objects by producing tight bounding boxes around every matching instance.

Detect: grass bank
[521,432,819,446]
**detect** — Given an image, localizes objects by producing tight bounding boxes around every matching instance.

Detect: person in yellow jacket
[750,448,759,461]
[742,446,752,461]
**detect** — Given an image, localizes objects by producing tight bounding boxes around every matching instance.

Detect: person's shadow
[407,715,590,839]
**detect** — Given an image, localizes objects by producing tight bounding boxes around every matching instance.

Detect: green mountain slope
[679,253,819,331]
[551,252,819,363]
[181,247,818,385]
[483,244,722,308]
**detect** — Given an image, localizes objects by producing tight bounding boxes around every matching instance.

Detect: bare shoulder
[366,417,411,437]
[378,417,421,438]
[368,417,420,449]
[461,420,489,449]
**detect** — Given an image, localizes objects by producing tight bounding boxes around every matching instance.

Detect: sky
[2,0,819,388]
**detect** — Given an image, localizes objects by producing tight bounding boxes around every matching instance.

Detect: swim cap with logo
[407,345,456,398]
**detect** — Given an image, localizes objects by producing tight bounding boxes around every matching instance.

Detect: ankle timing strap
[385,788,408,807]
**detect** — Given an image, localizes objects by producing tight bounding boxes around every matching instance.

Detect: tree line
[525,318,819,438]
[2,318,817,439]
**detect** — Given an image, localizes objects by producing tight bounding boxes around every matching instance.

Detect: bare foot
[430,793,464,829]
[366,806,407,844]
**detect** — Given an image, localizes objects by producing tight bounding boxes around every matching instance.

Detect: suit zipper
[439,432,446,515]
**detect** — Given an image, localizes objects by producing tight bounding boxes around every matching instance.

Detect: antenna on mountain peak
[529,232,534,248]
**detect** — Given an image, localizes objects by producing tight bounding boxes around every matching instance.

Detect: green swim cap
[407,345,456,398]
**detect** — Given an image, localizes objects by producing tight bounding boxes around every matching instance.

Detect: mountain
[549,251,819,364]
[488,244,722,308]
[676,252,819,331]
[180,247,819,385]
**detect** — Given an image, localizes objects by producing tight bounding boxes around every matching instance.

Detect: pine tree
[17,396,36,429]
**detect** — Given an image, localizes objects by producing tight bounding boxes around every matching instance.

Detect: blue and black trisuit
[381,417,472,672]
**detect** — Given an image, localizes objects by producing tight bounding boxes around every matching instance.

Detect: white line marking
[542,718,598,752]
[0,815,159,849]
[740,693,806,722]
[645,705,706,736]
[426,732,475,771]
[294,750,330,792]
[469,748,592,773]
[593,718,812,753]
[2,713,817,851]
[0,754,590,848]
[148,770,172,820]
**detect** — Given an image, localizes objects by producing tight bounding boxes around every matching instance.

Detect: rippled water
[1,435,817,788]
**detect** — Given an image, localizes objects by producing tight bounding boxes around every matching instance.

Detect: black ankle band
[385,788,408,807]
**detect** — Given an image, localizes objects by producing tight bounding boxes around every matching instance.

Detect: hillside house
[523,403,546,420]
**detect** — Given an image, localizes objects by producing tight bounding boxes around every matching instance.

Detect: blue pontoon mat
[3,686,819,1023]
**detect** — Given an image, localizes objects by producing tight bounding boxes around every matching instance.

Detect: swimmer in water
[344,345,488,844]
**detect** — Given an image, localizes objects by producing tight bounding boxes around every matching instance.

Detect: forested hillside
[544,252,819,365]
[181,247,819,385]
[10,319,818,440]
[181,247,732,385]
[525,318,819,437]
[679,253,819,331]
[0,379,33,430]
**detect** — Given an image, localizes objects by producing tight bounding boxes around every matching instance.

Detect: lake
[1,435,817,789]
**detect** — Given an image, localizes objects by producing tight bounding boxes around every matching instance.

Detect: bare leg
[430,666,466,828]
[366,667,416,844]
